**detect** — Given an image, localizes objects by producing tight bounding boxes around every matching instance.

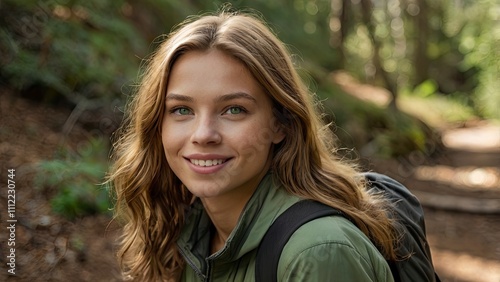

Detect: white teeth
[190,159,224,167]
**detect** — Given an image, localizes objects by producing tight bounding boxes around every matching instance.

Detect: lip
[184,154,232,174]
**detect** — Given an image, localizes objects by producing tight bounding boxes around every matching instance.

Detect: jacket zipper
[178,246,206,281]
[204,247,225,282]
[205,258,213,282]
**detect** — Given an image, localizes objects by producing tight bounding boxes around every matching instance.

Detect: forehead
[169,49,248,78]
[166,49,267,100]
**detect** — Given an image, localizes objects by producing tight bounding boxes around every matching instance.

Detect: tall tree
[360,0,399,109]
[329,0,351,66]
[413,0,430,86]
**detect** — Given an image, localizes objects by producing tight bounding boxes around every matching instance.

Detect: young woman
[109,11,397,281]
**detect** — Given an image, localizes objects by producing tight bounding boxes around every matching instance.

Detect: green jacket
[177,173,394,281]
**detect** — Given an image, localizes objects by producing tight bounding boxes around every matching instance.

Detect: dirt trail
[370,124,500,282]
[418,125,500,282]
[0,93,121,281]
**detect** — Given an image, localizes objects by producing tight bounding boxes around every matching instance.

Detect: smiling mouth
[189,159,228,167]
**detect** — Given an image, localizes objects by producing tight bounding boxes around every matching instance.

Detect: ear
[271,123,286,144]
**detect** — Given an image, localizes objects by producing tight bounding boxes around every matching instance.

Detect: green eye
[174,107,191,115]
[229,107,242,114]
[226,106,247,115]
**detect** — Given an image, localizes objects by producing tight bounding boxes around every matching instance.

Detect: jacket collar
[177,172,299,273]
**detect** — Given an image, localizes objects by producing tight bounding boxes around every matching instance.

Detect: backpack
[255,172,440,282]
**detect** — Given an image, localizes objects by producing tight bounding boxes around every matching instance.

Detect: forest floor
[1,87,499,281]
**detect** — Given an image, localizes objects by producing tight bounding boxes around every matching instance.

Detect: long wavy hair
[108,10,397,281]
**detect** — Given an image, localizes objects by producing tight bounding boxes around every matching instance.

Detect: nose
[190,115,222,145]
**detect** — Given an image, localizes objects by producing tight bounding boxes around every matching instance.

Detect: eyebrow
[215,92,257,103]
[166,92,257,103]
[166,93,194,102]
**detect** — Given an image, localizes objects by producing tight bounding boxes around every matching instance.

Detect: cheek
[161,122,182,156]
[160,121,169,150]
[233,122,276,157]
[250,122,279,148]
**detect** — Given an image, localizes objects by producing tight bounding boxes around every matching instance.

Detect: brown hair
[108,10,397,281]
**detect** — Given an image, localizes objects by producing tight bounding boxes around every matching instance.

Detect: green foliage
[34,138,110,220]
[399,91,476,128]
[320,83,429,158]
[333,0,498,120]
[413,80,438,98]
[0,0,147,105]
[455,0,500,119]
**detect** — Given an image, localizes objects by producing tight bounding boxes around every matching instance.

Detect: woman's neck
[203,196,247,254]
[200,169,270,254]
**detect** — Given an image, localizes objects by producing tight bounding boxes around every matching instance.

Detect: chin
[185,183,227,199]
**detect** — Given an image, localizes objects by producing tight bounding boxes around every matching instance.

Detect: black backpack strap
[255,200,348,282]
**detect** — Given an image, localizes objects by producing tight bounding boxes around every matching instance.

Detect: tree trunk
[413,0,430,86]
[360,0,399,110]
[329,0,349,66]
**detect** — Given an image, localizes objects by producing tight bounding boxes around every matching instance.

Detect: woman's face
[162,49,285,203]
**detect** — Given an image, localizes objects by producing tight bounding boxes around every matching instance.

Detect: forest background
[0,0,499,281]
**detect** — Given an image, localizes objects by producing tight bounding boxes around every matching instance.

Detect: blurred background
[0,0,499,281]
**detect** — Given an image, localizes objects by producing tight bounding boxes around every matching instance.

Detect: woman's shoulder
[277,216,393,281]
[280,215,379,259]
